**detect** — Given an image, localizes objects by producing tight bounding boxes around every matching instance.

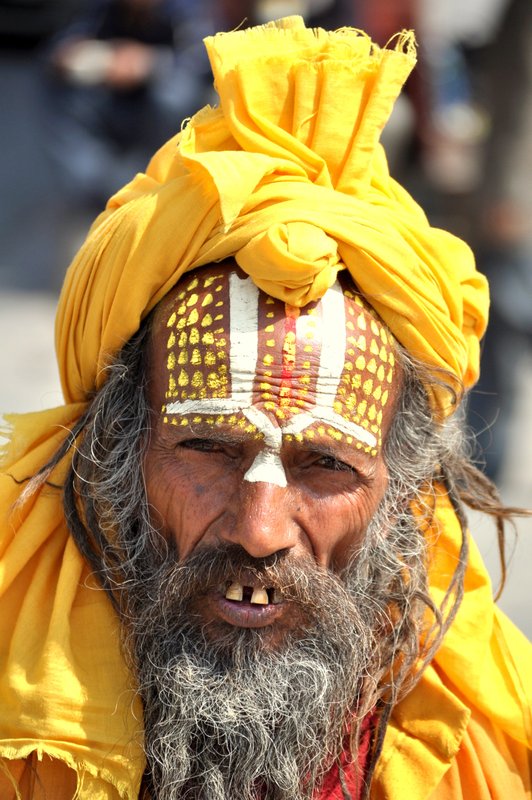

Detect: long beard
[122,507,417,800]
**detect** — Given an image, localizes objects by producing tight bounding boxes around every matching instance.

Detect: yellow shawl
[1,16,528,799]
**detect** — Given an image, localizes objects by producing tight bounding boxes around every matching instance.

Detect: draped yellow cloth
[1,15,529,800]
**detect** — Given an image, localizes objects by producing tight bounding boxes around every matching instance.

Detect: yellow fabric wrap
[1,15,528,800]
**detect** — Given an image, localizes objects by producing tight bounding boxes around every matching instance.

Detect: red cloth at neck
[318,714,376,800]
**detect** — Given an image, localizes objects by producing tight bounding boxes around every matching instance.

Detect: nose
[221,481,299,559]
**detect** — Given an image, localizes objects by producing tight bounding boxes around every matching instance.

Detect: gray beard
[123,506,416,800]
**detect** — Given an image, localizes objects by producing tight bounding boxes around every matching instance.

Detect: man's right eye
[177,438,222,453]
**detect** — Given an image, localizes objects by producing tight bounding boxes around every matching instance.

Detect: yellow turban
[3,17,518,800]
[56,16,488,413]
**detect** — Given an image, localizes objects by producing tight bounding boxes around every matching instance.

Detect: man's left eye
[315,455,356,473]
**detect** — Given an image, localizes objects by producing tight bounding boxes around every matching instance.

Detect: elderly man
[0,16,530,800]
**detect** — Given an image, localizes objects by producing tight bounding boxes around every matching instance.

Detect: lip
[206,593,287,628]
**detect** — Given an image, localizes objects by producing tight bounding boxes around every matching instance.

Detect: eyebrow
[165,414,378,469]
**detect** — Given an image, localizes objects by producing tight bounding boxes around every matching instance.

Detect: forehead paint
[161,272,395,486]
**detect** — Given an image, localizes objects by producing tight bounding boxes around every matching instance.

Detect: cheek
[143,451,227,560]
[310,468,389,570]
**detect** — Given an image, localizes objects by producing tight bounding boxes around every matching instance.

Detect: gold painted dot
[186,293,199,308]
[214,314,223,321]
[169,375,176,392]
[263,354,274,365]
[344,361,353,371]
[377,410,383,425]
[264,401,275,411]
[299,374,311,385]
[355,355,365,371]
[380,328,388,344]
[373,385,382,401]
[266,339,275,347]
[328,427,343,441]
[178,369,189,387]
[178,350,188,365]
[167,353,176,370]
[176,317,186,331]
[167,311,176,327]
[382,390,389,406]
[379,346,388,362]
[167,331,176,348]
[367,358,377,374]
[265,324,275,333]
[347,436,353,444]
[266,311,274,318]
[377,365,385,382]
[363,379,373,396]
[191,348,201,365]
[357,313,366,330]
[389,353,395,367]
[266,297,275,304]
[357,399,367,416]
[215,337,227,348]
[201,293,213,307]
[357,335,366,351]
[346,320,355,331]
[188,309,199,325]
[205,352,216,366]
[189,327,200,345]
[215,284,223,292]
[201,314,213,327]
[368,405,377,421]
[180,417,188,426]
[215,301,223,308]
[191,372,204,389]
[207,372,222,391]
[387,367,394,383]
[370,339,380,355]
[304,345,313,353]
[352,373,362,390]
[178,331,188,348]
[370,320,380,336]
[202,331,214,345]
[177,303,186,316]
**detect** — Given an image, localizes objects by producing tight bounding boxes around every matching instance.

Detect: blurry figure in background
[417,0,532,481]
[215,0,356,31]
[43,0,215,208]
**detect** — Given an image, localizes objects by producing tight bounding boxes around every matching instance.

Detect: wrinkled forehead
[149,264,398,454]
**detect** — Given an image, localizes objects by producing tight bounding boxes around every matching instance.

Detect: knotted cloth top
[56,15,488,413]
[4,18,528,800]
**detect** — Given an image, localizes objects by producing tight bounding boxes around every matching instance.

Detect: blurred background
[1,0,531,636]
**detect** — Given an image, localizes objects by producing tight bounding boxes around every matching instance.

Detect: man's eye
[178,438,223,453]
[315,454,356,474]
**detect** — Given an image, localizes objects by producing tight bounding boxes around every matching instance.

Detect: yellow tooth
[226,582,243,601]
[250,587,269,605]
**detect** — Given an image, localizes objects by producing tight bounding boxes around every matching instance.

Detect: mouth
[204,574,288,629]
[224,581,283,606]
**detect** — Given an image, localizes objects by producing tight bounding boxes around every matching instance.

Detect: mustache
[143,543,355,617]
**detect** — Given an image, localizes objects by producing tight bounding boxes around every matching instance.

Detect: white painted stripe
[244,449,287,487]
[283,408,377,448]
[165,398,243,416]
[229,272,259,403]
[315,281,346,410]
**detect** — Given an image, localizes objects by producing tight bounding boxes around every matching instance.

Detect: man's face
[144,262,400,643]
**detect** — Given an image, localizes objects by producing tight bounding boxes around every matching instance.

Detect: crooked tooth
[226,582,244,601]
[271,589,283,605]
[250,587,269,605]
